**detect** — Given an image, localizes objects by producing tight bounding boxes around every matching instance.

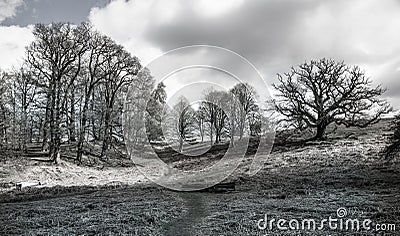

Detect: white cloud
[297,0,400,63]
[193,0,244,18]
[289,0,400,110]
[89,0,400,109]
[89,0,171,65]
[88,0,245,65]
[0,1,30,71]
[0,25,34,70]
[0,0,24,23]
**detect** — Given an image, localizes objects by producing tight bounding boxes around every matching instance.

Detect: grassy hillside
[0,119,399,235]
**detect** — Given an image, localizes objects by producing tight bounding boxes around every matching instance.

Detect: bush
[384,115,400,159]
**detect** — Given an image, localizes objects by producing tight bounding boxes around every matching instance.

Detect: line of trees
[143,82,267,152]
[0,22,395,164]
[156,56,394,150]
[0,22,147,164]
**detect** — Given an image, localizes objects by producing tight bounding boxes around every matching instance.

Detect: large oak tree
[273,58,392,140]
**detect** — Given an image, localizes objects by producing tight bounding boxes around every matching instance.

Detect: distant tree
[248,107,262,137]
[384,115,400,159]
[200,99,216,145]
[0,71,10,149]
[12,65,38,150]
[173,96,194,152]
[146,82,167,141]
[195,107,206,143]
[125,68,154,148]
[230,83,258,140]
[203,90,230,144]
[224,92,239,146]
[273,58,392,141]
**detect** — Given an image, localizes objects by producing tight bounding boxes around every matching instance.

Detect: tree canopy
[273,58,392,140]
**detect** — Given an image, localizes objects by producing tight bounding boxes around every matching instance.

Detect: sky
[0,0,399,110]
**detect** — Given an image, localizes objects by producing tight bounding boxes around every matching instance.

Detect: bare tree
[203,90,230,144]
[230,83,258,140]
[12,65,37,150]
[173,96,194,152]
[0,71,10,149]
[200,93,217,146]
[124,68,154,148]
[248,107,262,137]
[273,58,392,141]
[99,41,141,159]
[67,85,77,142]
[225,91,247,146]
[195,107,206,143]
[145,82,167,141]
[0,22,149,164]
[26,23,88,163]
[76,26,109,163]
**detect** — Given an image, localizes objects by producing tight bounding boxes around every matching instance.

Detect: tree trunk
[230,124,235,147]
[90,90,98,141]
[314,124,327,141]
[42,85,52,152]
[51,79,62,164]
[29,115,34,143]
[239,123,244,140]
[100,105,112,159]
[215,125,220,144]
[41,112,48,150]
[239,112,245,140]
[48,79,56,161]
[0,104,6,147]
[21,106,27,152]
[199,120,204,143]
[69,90,76,142]
[179,136,183,152]
[210,124,213,146]
[38,118,43,143]
[12,82,17,150]
[76,98,89,164]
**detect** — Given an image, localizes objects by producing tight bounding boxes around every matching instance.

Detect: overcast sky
[0,0,399,110]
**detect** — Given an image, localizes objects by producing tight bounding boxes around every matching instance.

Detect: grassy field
[0,120,400,235]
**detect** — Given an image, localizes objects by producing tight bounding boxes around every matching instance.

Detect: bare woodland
[0,22,396,168]
[0,23,141,164]
[0,23,266,165]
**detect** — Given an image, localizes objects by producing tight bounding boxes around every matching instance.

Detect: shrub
[384,115,400,159]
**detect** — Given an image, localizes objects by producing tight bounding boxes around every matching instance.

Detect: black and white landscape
[0,0,399,235]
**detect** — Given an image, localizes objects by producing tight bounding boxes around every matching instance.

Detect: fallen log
[203,182,236,193]
[180,182,236,193]
[30,157,53,162]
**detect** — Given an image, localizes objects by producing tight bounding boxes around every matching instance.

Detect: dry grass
[0,185,186,235]
[0,120,399,235]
